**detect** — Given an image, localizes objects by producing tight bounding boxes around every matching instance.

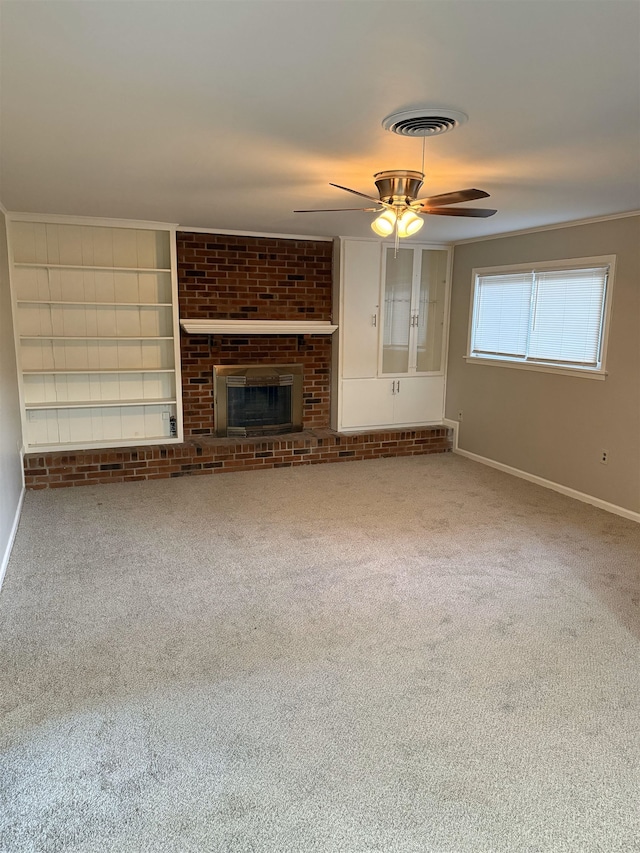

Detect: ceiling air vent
[382,108,468,137]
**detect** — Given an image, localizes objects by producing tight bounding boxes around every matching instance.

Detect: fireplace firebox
[213,364,304,437]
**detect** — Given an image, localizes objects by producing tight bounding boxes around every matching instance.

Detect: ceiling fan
[294,169,497,238]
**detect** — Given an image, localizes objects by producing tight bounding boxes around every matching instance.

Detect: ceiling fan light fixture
[397,209,424,237]
[371,209,396,237]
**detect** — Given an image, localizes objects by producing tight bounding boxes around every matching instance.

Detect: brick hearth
[24,428,452,489]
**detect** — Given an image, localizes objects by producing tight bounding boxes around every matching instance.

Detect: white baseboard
[0,486,25,592]
[442,419,640,524]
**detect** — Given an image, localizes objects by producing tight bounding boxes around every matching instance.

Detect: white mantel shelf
[180,319,338,335]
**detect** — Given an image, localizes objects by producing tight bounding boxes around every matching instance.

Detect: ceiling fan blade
[415,188,490,207]
[329,182,389,206]
[294,207,381,213]
[423,206,497,218]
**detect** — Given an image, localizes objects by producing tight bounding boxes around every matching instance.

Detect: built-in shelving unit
[333,238,451,431]
[9,218,183,452]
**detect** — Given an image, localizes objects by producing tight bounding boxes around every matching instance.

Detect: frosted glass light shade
[371,210,396,237]
[397,209,424,237]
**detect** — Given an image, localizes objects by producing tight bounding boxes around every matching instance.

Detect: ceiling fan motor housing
[374,170,424,204]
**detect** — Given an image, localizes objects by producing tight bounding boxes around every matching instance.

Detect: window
[467,256,615,378]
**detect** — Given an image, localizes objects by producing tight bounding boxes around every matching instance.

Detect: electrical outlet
[601,449,609,465]
[457,410,463,422]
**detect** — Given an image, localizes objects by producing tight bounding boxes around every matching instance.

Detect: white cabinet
[340,238,380,379]
[340,377,445,429]
[333,239,450,431]
[9,218,182,451]
[340,379,394,429]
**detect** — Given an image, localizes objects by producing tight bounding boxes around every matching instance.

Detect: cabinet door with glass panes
[10,219,182,452]
[333,239,450,432]
[380,245,449,376]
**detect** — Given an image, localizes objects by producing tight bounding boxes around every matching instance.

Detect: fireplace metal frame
[213,364,304,438]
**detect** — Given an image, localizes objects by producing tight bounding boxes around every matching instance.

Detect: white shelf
[25,398,177,410]
[14,263,172,273]
[23,368,176,375]
[28,436,180,451]
[20,335,174,341]
[17,300,172,307]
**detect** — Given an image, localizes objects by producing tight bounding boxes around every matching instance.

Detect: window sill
[464,356,607,380]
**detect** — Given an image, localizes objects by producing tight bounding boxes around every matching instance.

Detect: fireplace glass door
[213,364,303,437]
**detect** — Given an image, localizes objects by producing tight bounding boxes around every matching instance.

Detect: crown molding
[6,212,178,229]
[452,210,640,246]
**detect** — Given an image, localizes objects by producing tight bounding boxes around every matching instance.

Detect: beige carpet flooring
[1,454,639,852]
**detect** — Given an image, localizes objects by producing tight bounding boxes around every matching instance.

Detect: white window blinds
[470,263,609,370]
[472,272,533,357]
[527,268,608,365]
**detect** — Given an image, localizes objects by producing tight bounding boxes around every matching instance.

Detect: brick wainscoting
[24,428,452,489]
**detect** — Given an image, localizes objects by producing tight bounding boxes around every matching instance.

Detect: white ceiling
[1,0,639,243]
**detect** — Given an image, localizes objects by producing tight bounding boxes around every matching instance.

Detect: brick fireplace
[178,232,333,437]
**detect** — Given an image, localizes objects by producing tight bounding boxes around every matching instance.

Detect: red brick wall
[177,232,334,437]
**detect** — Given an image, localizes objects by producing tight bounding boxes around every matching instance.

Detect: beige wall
[0,209,24,580]
[446,214,640,514]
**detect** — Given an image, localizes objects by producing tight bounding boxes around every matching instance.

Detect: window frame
[465,255,616,380]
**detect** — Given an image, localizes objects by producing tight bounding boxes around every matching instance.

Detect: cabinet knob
[372,313,377,327]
